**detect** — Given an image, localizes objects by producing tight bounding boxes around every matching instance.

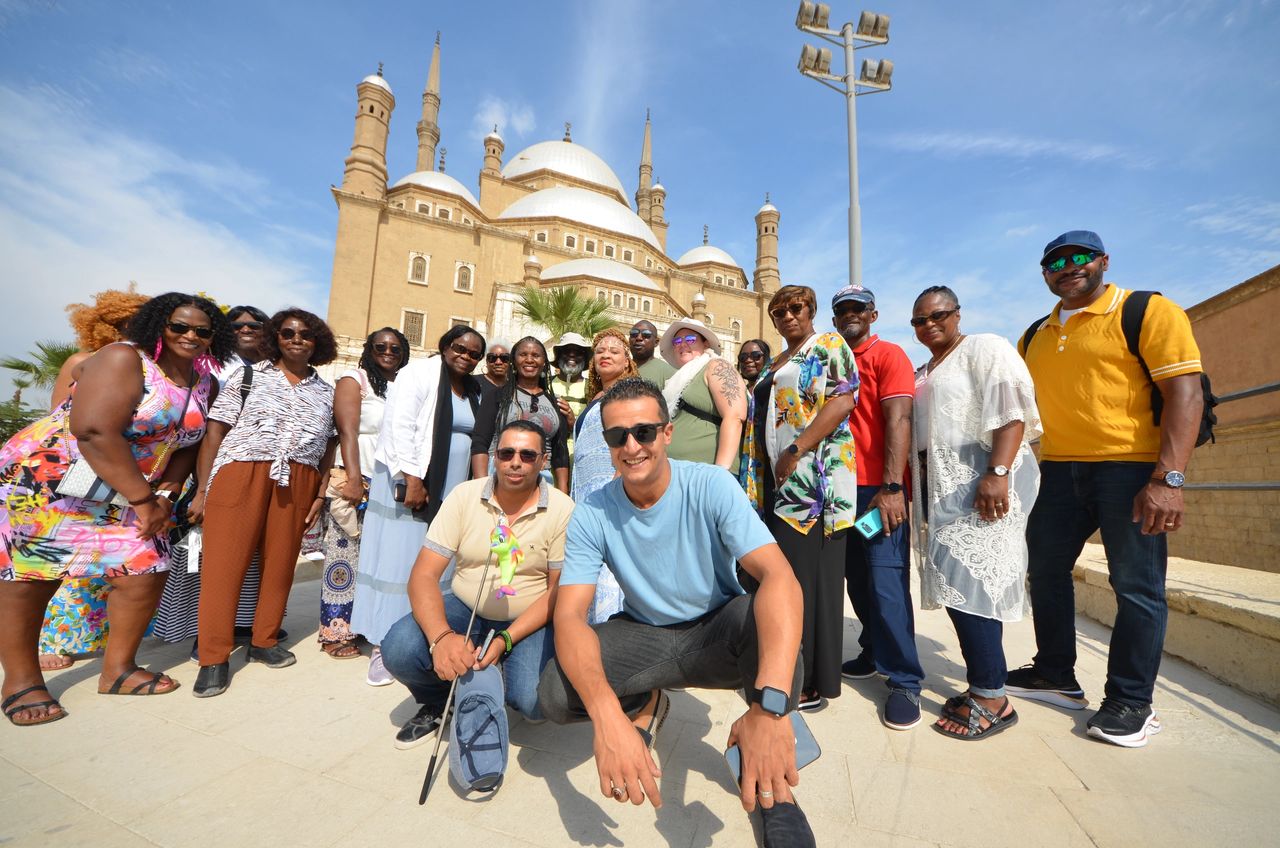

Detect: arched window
[628,296,637,310]
[642,299,651,313]
[409,255,427,283]
[731,320,742,341]
[456,265,472,292]
[613,293,622,307]
[597,290,608,302]
[623,249,634,262]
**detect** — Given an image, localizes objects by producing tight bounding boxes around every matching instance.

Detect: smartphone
[476,629,496,662]
[724,711,821,785]
[854,507,885,539]
[393,481,407,503]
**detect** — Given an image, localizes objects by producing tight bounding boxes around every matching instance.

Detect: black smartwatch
[750,686,790,717]
[881,482,904,494]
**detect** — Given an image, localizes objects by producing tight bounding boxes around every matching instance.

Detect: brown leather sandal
[321,640,361,659]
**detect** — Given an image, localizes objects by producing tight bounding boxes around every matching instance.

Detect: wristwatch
[1153,470,1185,488]
[881,482,904,494]
[987,465,1009,477]
[785,444,800,457]
[750,686,790,717]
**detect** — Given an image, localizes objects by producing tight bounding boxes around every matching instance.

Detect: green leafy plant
[515,286,616,342]
[1,340,80,403]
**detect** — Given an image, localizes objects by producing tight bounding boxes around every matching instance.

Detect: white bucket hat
[552,332,591,361]
[659,318,721,366]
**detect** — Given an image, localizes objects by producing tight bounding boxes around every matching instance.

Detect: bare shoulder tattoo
[711,359,742,404]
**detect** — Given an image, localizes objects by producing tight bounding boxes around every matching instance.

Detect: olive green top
[637,355,676,389]
[667,362,739,474]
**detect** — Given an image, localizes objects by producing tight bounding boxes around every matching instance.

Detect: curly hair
[66,285,151,352]
[259,308,338,366]
[358,326,411,398]
[125,292,236,364]
[585,327,639,399]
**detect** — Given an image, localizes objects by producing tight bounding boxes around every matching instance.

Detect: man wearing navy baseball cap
[1010,230,1204,748]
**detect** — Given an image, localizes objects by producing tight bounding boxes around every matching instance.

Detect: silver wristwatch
[987,465,1009,477]
[1154,470,1185,488]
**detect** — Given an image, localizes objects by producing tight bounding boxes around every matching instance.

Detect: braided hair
[358,327,410,398]
[914,285,960,309]
[495,336,559,434]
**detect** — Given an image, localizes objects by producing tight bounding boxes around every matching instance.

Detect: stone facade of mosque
[325,37,783,364]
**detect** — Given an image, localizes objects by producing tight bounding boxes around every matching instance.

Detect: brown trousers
[197,461,320,665]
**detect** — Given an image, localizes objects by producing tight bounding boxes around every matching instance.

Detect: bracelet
[428,628,455,655]
[127,491,158,506]
[499,629,513,656]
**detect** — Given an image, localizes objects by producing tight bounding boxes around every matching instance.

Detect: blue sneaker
[883,688,921,730]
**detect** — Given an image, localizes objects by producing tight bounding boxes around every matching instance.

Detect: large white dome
[676,245,740,268]
[541,258,660,291]
[501,141,626,197]
[498,187,661,250]
[390,171,481,210]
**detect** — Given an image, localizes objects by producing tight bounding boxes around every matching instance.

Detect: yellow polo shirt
[1020,284,1201,462]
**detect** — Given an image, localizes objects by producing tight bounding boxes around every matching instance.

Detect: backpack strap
[1019,314,1050,358]
[1120,290,1158,378]
[239,363,254,410]
[675,397,723,426]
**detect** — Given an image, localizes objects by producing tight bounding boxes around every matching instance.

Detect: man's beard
[559,361,586,382]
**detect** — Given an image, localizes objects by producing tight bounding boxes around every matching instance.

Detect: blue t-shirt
[562,460,776,626]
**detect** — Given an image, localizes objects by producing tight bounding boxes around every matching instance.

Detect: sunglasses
[628,329,655,340]
[486,353,511,363]
[738,351,766,363]
[1043,251,1101,273]
[449,341,483,361]
[231,321,263,332]
[166,321,213,339]
[373,343,403,355]
[495,447,541,463]
[602,422,666,448]
[769,302,808,320]
[910,308,960,328]
[834,301,871,317]
[278,327,317,341]
[672,333,702,346]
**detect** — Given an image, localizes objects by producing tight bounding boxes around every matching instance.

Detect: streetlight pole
[796,4,894,289]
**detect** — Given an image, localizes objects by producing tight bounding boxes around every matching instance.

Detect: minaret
[341,65,395,199]
[650,176,666,225]
[635,109,653,223]
[753,193,781,295]
[482,125,504,175]
[416,32,442,172]
[692,290,708,323]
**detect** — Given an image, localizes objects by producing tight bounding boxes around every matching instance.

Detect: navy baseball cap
[1041,230,1106,263]
[832,284,875,308]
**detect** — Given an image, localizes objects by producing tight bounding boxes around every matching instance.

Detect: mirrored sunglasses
[1043,252,1100,273]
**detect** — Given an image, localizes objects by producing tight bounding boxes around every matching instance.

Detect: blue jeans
[380,595,554,719]
[946,607,1006,698]
[1026,461,1167,706]
[846,485,924,695]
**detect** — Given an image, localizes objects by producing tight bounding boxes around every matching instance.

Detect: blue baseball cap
[832,284,875,308]
[1041,230,1106,264]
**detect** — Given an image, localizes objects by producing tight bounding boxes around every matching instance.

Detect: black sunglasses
[628,329,655,340]
[486,353,511,363]
[231,320,263,332]
[166,321,213,339]
[449,341,483,361]
[834,301,871,316]
[278,327,317,341]
[910,308,960,328]
[373,343,403,355]
[738,351,766,363]
[602,422,666,448]
[495,447,541,463]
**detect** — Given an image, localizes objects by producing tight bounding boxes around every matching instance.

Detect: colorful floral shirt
[763,332,859,536]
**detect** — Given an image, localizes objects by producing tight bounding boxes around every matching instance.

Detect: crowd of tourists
[0,230,1205,846]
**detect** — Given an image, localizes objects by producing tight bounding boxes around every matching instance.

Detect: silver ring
[611,785,624,798]
[760,790,774,798]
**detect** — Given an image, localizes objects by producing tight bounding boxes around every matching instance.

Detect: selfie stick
[419,546,496,805]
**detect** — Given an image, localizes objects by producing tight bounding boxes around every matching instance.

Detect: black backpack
[1020,291,1218,446]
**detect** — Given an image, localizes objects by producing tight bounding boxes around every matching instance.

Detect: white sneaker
[366,648,394,687]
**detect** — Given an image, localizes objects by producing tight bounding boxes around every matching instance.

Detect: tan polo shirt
[424,476,574,620]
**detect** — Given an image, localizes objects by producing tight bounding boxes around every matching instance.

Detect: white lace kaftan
[909,334,1041,622]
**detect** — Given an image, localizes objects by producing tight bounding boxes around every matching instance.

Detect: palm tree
[515,286,616,342]
[1,340,80,404]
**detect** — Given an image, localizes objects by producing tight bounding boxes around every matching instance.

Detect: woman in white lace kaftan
[908,286,1041,741]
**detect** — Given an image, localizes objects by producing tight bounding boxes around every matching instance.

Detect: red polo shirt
[848,335,914,486]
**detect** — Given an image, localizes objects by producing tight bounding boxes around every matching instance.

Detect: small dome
[524,253,541,266]
[390,170,480,210]
[757,200,778,214]
[360,74,393,95]
[502,140,626,197]
[692,291,707,303]
[498,187,662,250]
[486,128,504,143]
[676,244,740,268]
[541,258,660,291]
[652,182,666,193]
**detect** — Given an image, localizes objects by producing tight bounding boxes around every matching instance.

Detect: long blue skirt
[350,462,431,646]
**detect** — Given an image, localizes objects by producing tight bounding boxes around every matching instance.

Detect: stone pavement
[3,577,1278,848]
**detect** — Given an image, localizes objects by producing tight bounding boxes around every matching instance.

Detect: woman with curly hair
[187,308,338,697]
[0,292,232,724]
[569,327,639,622]
[318,327,409,659]
[469,336,570,492]
[37,286,151,672]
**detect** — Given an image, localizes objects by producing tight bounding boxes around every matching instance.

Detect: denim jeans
[846,485,924,695]
[380,594,554,719]
[537,593,804,722]
[946,607,1006,698]
[1026,461,1167,706]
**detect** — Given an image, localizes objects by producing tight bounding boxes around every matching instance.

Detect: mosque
[325,35,783,363]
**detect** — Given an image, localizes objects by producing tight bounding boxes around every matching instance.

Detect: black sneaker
[1086,699,1162,748]
[395,705,442,750]
[1005,664,1088,710]
[246,644,297,669]
[840,654,878,680]
[759,800,817,848]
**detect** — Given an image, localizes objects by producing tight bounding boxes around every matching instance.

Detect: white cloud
[568,0,652,148]
[0,83,325,398]
[1186,197,1280,244]
[1004,224,1039,238]
[882,131,1156,169]
[470,94,536,142]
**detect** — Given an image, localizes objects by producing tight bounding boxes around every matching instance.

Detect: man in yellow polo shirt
[1010,230,1204,749]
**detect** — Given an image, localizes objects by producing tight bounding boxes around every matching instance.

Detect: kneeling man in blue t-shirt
[538,378,815,845]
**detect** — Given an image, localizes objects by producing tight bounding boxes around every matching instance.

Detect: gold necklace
[927,334,965,370]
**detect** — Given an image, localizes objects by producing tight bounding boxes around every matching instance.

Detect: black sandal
[933,695,1018,741]
[100,668,180,696]
[3,684,67,726]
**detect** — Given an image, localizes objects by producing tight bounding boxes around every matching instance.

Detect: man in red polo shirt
[832,284,925,730]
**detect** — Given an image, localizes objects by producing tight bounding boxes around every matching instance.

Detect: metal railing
[1216,380,1280,404]
[1187,379,1280,491]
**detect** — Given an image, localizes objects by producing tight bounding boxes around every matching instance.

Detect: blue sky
[1,0,1278,398]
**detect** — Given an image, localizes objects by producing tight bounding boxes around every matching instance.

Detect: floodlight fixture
[855,11,890,42]
[795,1,833,32]
[858,58,893,90]
[798,43,834,75]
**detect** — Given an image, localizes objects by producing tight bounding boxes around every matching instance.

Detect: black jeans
[537,593,803,722]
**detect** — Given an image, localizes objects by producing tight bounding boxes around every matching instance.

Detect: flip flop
[100,668,180,696]
[3,684,67,726]
[933,696,1018,741]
